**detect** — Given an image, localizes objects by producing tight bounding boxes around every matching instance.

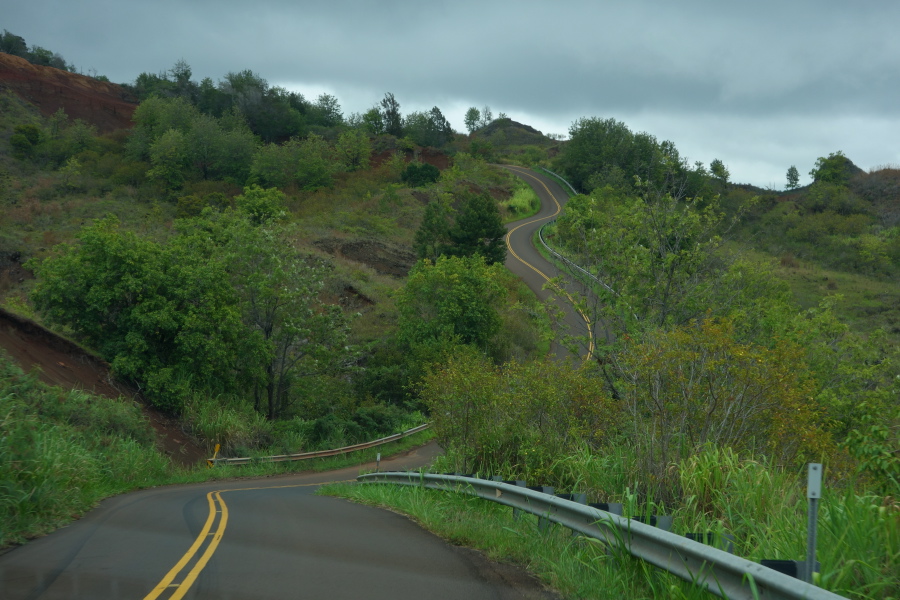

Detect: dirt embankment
[0,308,206,467]
[0,52,136,132]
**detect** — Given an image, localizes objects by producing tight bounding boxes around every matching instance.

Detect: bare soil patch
[315,238,416,277]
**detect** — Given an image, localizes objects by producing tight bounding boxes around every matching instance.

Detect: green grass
[322,481,720,600]
[323,444,900,599]
[502,180,541,223]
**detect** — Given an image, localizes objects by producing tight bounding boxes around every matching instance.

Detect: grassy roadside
[322,450,899,599]
[0,353,433,548]
[320,481,717,600]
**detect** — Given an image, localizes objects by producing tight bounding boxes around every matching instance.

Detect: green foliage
[617,318,831,494]
[29,216,248,412]
[413,192,506,265]
[401,161,440,187]
[810,150,857,185]
[0,356,169,546]
[786,165,800,190]
[335,128,372,171]
[421,349,611,475]
[464,106,480,134]
[295,133,337,190]
[402,106,453,148]
[447,192,507,265]
[397,255,507,355]
[380,92,402,137]
[234,184,286,225]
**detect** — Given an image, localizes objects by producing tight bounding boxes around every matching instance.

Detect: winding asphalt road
[0,167,582,600]
[500,166,594,361]
[0,443,555,599]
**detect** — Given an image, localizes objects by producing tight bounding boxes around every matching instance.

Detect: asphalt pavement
[501,166,594,361]
[0,443,556,599]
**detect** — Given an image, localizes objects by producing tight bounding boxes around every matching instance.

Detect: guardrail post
[526,486,555,531]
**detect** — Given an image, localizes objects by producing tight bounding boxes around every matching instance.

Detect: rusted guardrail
[207,423,430,466]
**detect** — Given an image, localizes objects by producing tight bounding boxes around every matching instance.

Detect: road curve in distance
[500,165,592,361]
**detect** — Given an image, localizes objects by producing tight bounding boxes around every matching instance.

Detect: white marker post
[376,452,381,473]
[806,463,822,584]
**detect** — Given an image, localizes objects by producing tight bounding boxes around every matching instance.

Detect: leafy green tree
[448,193,507,265]
[397,255,507,354]
[464,107,481,134]
[479,105,493,129]
[335,128,372,171]
[310,93,343,127]
[295,134,336,190]
[29,217,247,412]
[809,150,856,185]
[0,30,28,58]
[414,199,453,261]
[222,219,351,419]
[786,165,800,190]
[380,92,402,137]
[234,185,286,225]
[361,107,385,135]
[710,158,729,188]
[146,128,189,191]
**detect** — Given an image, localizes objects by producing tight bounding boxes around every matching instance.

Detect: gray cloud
[5,0,899,186]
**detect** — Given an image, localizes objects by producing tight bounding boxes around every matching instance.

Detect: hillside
[0,52,136,132]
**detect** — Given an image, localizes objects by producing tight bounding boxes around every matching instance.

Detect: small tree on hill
[464,107,481,134]
[786,165,800,190]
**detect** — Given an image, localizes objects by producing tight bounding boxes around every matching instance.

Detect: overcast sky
[5,0,899,187]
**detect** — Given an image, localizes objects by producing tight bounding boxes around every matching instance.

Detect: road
[0,443,555,599]
[500,166,594,361]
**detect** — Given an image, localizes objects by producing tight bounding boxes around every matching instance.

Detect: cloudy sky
[5,0,899,187]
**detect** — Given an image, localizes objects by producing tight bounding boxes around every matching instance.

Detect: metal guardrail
[358,472,846,600]
[207,424,430,466]
[538,220,617,295]
[539,167,580,196]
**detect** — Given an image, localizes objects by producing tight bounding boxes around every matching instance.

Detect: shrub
[401,162,440,187]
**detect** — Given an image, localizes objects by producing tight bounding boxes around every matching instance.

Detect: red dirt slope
[0,53,136,132]
[0,308,205,467]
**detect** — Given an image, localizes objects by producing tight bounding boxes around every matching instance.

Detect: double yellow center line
[501,166,595,361]
[143,480,350,600]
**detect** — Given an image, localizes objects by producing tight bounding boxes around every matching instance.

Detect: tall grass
[327,445,899,599]
[0,355,171,545]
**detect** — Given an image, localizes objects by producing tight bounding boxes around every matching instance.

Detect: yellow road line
[144,479,354,599]
[500,166,595,360]
[142,492,219,600]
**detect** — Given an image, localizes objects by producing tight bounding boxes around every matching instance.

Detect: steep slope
[0,52,136,132]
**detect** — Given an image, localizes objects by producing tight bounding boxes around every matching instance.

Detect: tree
[464,107,481,134]
[380,93,402,137]
[809,150,856,185]
[295,134,336,190]
[146,128,189,191]
[310,93,343,127]
[786,165,800,190]
[335,128,372,171]
[414,199,453,261]
[361,107,385,135]
[710,158,729,187]
[617,317,829,491]
[479,105,493,129]
[448,193,507,265]
[29,217,248,412]
[222,219,351,419]
[397,255,507,353]
[401,162,440,187]
[234,185,286,225]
